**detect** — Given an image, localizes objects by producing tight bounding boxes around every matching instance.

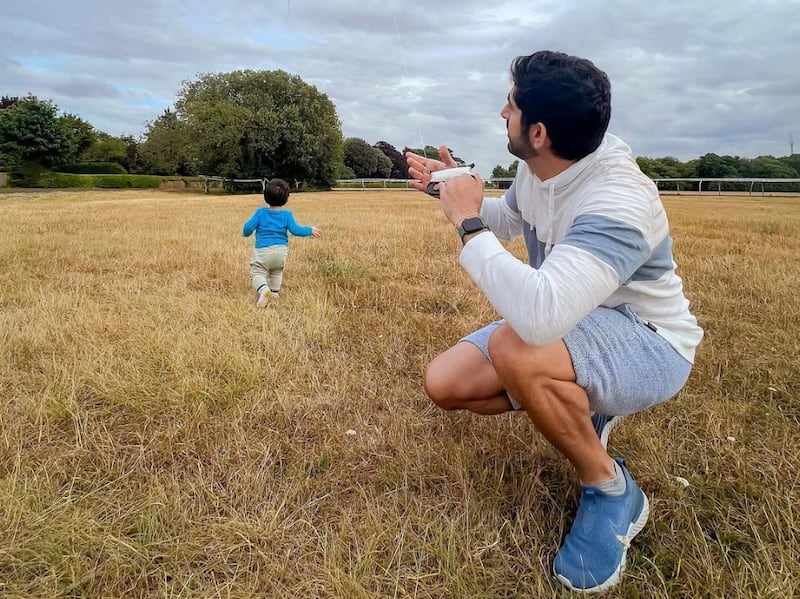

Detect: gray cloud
[52,76,122,99]
[1,0,797,174]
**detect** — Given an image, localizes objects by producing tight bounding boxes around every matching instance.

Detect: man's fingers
[438,145,458,168]
[408,165,427,179]
[406,150,449,173]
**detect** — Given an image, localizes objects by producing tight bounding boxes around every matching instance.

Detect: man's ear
[529,122,548,150]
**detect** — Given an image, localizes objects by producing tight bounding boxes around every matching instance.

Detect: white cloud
[0,0,797,173]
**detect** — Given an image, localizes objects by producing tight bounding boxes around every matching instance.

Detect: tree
[0,96,23,109]
[695,153,739,178]
[373,151,392,178]
[82,131,128,165]
[779,154,800,177]
[636,156,691,179]
[139,109,195,175]
[344,137,384,178]
[59,113,95,163]
[405,145,443,160]
[0,95,72,167]
[492,160,519,179]
[374,141,407,178]
[404,145,463,165]
[120,135,141,174]
[746,156,798,178]
[165,69,343,187]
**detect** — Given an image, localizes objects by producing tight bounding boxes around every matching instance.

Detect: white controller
[426,164,476,197]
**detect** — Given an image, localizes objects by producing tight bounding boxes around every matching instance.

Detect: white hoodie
[461,133,703,363]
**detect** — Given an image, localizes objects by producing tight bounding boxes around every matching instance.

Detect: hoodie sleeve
[459,233,621,345]
[479,179,524,241]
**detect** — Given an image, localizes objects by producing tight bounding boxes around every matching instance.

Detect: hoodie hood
[532,133,634,192]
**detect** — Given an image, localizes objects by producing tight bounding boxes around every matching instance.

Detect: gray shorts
[460,305,692,416]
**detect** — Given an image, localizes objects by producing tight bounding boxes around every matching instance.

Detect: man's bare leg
[487,323,615,485]
[424,341,514,415]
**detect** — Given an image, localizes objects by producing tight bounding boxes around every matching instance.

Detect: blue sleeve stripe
[504,179,518,211]
[561,213,651,282]
[630,235,673,282]
[523,226,548,268]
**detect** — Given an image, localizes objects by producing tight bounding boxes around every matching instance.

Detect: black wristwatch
[457,216,489,244]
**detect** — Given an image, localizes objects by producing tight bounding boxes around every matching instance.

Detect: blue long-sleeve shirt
[242,207,313,248]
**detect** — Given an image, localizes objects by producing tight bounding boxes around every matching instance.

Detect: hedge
[36,173,163,188]
[55,162,128,175]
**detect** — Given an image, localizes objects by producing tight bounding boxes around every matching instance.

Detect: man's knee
[487,324,532,380]
[488,324,574,384]
[423,362,461,410]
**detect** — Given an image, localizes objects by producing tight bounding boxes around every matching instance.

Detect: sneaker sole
[554,492,650,594]
[599,416,619,450]
[592,413,623,450]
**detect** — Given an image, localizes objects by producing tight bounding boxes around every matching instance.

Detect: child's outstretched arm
[243,212,259,237]
[286,213,319,238]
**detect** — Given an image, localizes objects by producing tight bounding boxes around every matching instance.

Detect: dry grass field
[1,188,798,598]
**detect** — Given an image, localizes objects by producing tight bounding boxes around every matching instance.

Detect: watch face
[462,217,485,233]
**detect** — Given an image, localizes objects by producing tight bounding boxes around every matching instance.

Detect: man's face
[501,87,538,161]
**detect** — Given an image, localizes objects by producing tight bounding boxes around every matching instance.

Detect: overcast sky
[1,0,798,174]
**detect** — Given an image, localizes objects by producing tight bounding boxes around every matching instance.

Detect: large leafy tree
[0,95,72,167]
[1,96,23,109]
[343,137,376,177]
[139,109,195,175]
[492,160,519,179]
[374,140,407,178]
[81,131,127,164]
[695,153,740,178]
[343,137,390,178]
[636,156,692,179]
[59,113,95,162]
[165,69,343,187]
[779,154,800,176]
[745,156,798,178]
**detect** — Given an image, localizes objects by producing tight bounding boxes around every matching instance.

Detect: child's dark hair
[264,178,291,206]
[510,51,611,160]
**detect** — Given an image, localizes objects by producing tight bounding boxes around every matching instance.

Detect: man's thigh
[462,308,692,416]
[563,305,692,415]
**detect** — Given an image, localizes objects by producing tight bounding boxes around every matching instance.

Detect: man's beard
[507,128,538,160]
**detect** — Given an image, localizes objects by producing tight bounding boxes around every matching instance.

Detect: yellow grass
[0,189,798,598]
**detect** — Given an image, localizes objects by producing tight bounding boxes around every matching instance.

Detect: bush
[36,173,94,188]
[36,173,162,189]
[9,161,49,186]
[55,162,128,174]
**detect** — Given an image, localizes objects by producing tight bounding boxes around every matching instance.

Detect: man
[405,51,702,593]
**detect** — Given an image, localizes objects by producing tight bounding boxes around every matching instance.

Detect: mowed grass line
[0,189,798,598]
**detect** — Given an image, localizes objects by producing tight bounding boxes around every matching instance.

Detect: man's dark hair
[264,178,290,206]
[510,51,611,160]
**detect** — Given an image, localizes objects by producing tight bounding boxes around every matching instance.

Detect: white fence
[334,177,516,190]
[336,177,800,195]
[652,178,800,196]
[200,175,800,196]
[199,175,266,193]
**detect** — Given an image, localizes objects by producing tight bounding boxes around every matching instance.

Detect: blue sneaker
[590,412,623,450]
[553,458,649,593]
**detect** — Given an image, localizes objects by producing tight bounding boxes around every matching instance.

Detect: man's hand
[405,145,458,193]
[311,226,322,238]
[438,173,485,228]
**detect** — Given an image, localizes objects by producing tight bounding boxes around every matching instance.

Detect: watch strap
[457,216,489,243]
